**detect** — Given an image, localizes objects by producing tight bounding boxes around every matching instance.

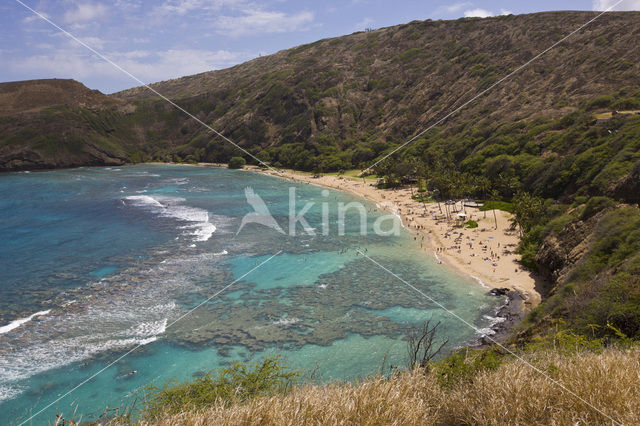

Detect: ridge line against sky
[1,0,638,93]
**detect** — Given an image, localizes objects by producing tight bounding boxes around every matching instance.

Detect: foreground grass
[129,347,639,425]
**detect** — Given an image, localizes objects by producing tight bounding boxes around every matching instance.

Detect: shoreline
[8,162,541,339]
[236,166,541,343]
[227,164,543,309]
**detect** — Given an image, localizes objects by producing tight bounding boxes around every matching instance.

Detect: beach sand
[245,166,543,308]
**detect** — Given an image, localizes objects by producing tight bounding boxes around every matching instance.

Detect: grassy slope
[134,347,639,425]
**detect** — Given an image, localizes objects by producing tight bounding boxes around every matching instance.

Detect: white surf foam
[126,318,168,338]
[0,384,22,403]
[475,315,507,337]
[272,317,300,326]
[165,177,189,185]
[214,250,228,256]
[124,195,216,241]
[475,327,496,336]
[471,276,489,288]
[0,310,171,389]
[483,314,506,325]
[0,310,51,335]
[0,250,221,400]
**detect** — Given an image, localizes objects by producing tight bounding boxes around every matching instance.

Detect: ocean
[0,164,502,424]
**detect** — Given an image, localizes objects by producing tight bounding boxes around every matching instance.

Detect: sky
[0,0,638,93]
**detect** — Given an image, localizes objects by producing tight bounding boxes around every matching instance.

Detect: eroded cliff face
[612,162,640,204]
[534,209,608,296]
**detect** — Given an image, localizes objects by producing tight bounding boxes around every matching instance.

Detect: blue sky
[0,0,637,93]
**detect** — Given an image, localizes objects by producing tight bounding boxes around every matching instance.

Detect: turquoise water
[0,165,501,424]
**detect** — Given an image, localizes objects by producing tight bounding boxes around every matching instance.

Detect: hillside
[110,11,639,168]
[0,79,133,170]
[0,79,117,116]
[1,11,639,174]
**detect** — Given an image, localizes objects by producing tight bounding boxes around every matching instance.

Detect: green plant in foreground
[141,356,299,419]
[431,348,504,388]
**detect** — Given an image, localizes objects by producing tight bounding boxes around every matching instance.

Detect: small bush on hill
[580,196,616,220]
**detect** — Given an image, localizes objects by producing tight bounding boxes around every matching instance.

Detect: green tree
[228,156,247,169]
[511,190,544,236]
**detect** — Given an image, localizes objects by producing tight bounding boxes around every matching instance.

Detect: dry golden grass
[137,347,640,425]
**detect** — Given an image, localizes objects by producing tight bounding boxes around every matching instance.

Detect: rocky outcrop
[611,161,640,204]
[534,209,607,295]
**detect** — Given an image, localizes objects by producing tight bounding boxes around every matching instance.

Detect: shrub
[142,357,298,419]
[228,156,247,169]
[432,348,503,388]
[580,196,616,220]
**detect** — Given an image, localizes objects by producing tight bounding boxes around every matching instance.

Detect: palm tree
[476,176,492,219]
[511,190,544,236]
[489,189,500,230]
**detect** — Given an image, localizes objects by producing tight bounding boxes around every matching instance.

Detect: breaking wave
[0,310,51,335]
[124,195,216,242]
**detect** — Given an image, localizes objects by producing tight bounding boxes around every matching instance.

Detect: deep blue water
[0,165,501,424]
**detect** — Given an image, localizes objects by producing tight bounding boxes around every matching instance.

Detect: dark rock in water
[28,381,57,396]
[472,289,529,348]
[192,370,207,378]
[488,287,510,297]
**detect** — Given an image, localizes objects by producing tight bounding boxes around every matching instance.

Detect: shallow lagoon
[0,165,500,423]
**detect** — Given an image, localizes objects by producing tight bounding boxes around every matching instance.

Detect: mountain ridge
[1,11,639,176]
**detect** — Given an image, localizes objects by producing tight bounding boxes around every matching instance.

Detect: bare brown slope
[0,79,118,116]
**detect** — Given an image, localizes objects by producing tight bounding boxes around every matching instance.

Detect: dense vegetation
[368,88,640,342]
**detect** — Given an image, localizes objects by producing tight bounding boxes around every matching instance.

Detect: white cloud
[78,36,106,49]
[156,0,244,15]
[5,47,253,88]
[500,9,513,15]
[464,8,493,18]
[593,0,640,10]
[23,11,51,24]
[215,9,314,37]
[354,17,374,31]
[435,2,473,15]
[159,0,209,15]
[63,3,109,24]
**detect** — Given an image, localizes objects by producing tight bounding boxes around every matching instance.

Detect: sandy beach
[241,166,543,308]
